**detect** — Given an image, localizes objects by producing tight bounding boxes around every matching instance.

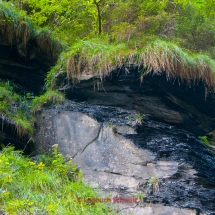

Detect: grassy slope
[0,146,110,215]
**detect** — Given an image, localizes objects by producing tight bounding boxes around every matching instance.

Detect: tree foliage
[4,0,215,56]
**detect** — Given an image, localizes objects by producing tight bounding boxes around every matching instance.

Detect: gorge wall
[34,69,215,215]
[1,41,215,214]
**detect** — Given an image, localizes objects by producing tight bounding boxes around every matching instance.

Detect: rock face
[1,42,215,214]
[35,101,215,215]
[60,68,215,136]
[0,43,55,93]
[0,116,33,153]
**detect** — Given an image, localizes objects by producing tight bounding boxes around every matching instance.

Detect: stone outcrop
[58,68,215,136]
[35,101,215,215]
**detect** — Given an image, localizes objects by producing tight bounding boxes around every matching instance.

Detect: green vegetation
[134,113,145,125]
[1,0,215,93]
[147,177,159,193]
[0,80,34,139]
[1,1,215,213]
[0,145,109,214]
[45,38,215,93]
[137,192,145,200]
[0,0,215,153]
[0,80,65,140]
[198,135,210,146]
[0,1,63,60]
[31,90,65,113]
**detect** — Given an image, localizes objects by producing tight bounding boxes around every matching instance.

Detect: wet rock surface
[60,68,215,136]
[35,101,215,215]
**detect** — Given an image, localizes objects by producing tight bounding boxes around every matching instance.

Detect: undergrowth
[0,80,65,139]
[0,80,34,139]
[0,145,109,214]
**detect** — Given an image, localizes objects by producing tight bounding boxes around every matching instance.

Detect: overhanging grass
[0,2,34,47]
[0,1,64,60]
[136,40,215,90]
[65,38,130,80]
[48,39,215,92]
[0,80,34,139]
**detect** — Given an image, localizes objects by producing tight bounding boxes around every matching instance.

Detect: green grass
[0,80,34,139]
[31,90,65,113]
[0,145,110,214]
[0,1,63,60]
[46,38,215,94]
[64,37,129,80]
[0,79,65,140]
[136,40,215,90]
[12,116,34,138]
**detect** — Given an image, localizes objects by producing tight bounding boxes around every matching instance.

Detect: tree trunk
[94,0,102,35]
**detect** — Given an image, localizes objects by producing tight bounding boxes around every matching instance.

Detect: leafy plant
[134,112,145,125]
[137,192,145,201]
[198,135,210,146]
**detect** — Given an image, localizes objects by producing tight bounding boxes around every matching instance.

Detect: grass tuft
[31,90,65,113]
[13,116,34,138]
[137,40,215,91]
[0,80,34,140]
[65,37,129,81]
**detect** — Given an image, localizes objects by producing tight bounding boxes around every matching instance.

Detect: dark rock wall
[0,44,55,93]
[62,69,215,136]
